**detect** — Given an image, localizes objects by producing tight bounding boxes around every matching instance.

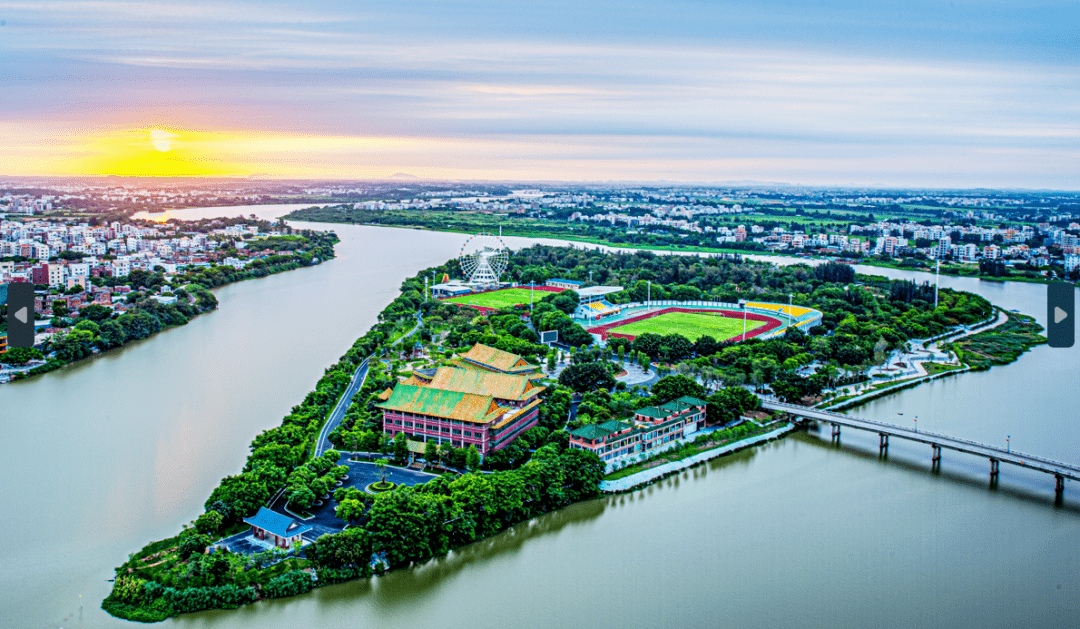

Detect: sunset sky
[0,0,1077,187]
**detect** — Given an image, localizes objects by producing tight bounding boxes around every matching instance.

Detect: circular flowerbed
[366,481,397,493]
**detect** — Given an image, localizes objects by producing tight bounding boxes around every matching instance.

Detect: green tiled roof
[376,384,505,424]
[635,406,669,418]
[676,395,708,407]
[658,400,692,413]
[570,424,613,440]
[597,420,632,433]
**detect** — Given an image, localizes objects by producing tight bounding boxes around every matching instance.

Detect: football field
[608,311,765,341]
[443,288,542,309]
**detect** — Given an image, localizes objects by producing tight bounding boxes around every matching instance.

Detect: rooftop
[457,343,539,374]
[377,383,507,424]
[576,285,624,298]
[426,366,543,401]
[570,424,613,440]
[242,507,313,539]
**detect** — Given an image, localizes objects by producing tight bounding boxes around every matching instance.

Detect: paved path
[315,311,424,458]
[315,358,371,458]
[829,311,1005,400]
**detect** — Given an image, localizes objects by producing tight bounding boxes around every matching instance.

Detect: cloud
[0,0,1077,187]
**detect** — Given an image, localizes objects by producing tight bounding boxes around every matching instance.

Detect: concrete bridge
[763,401,1079,500]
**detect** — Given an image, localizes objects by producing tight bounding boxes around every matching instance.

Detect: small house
[242,507,313,549]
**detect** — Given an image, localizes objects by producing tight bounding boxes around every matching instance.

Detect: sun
[71,127,251,177]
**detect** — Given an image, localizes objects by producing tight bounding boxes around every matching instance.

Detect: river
[2,208,1077,629]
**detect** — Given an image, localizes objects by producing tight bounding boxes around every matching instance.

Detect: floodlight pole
[647,280,651,309]
[739,298,748,341]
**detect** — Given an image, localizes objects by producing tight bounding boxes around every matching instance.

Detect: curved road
[315,311,424,457]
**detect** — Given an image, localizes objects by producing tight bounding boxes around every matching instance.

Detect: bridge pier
[1056,474,1065,501]
[879,433,889,455]
[931,444,942,471]
[831,423,841,443]
[990,458,1000,485]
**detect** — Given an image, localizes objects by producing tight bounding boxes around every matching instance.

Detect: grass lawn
[609,311,765,342]
[444,288,542,309]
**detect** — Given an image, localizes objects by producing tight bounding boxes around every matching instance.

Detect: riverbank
[283,205,1068,287]
[102,256,605,622]
[600,424,796,493]
[3,244,337,384]
[817,309,1043,411]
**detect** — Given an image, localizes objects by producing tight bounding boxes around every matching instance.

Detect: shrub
[264,570,315,599]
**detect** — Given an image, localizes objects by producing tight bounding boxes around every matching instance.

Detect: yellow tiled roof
[457,343,538,374]
[491,399,541,429]
[426,366,543,402]
[376,384,509,424]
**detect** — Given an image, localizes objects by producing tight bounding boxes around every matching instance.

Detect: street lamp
[1007,435,1010,453]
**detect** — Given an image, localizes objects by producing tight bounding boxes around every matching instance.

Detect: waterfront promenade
[599,424,795,493]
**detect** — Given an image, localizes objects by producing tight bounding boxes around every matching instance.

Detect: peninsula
[103,242,1044,621]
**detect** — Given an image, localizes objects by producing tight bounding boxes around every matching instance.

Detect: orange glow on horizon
[71,127,254,177]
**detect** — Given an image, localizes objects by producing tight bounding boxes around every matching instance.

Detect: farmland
[443,288,547,309]
[608,311,765,342]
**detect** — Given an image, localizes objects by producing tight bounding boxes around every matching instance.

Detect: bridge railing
[765,402,1080,472]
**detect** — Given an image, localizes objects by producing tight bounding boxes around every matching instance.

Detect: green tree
[375,458,389,483]
[650,374,706,404]
[558,362,615,392]
[465,445,481,471]
[178,533,212,559]
[335,498,367,522]
[0,347,43,365]
[289,486,316,511]
[194,511,224,536]
[51,329,95,362]
[392,432,409,463]
[424,440,438,463]
[79,304,112,322]
[310,527,373,568]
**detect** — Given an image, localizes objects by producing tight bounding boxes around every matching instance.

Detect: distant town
[0,200,337,380]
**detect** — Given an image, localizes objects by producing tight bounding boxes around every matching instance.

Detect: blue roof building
[242,507,313,549]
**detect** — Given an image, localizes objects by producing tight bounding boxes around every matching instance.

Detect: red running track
[586,307,783,342]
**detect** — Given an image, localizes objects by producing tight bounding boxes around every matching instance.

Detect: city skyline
[0,1,1077,188]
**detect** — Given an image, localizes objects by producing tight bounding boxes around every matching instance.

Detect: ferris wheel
[459,232,509,285]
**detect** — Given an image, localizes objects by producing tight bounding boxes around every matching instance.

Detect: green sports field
[609,311,766,342]
[443,288,544,309]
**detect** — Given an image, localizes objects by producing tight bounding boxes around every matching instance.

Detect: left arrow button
[6,282,36,348]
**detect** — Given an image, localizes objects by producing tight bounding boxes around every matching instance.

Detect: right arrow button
[1048,282,1074,348]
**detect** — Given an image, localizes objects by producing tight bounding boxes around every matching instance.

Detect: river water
[2,207,1077,629]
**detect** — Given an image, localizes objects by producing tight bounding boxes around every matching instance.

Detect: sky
[0,0,1077,188]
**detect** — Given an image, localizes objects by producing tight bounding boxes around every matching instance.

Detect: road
[315,311,424,458]
[764,400,1080,483]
